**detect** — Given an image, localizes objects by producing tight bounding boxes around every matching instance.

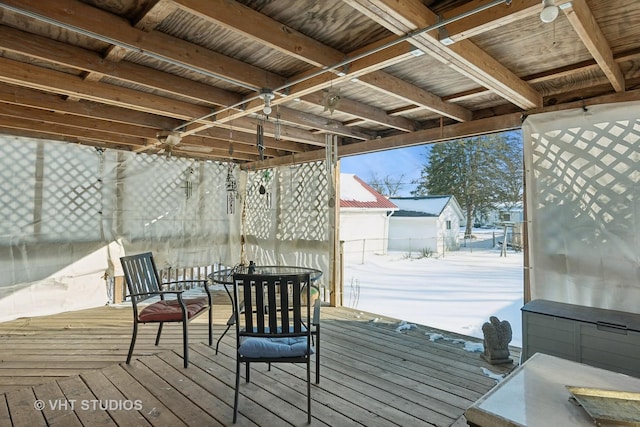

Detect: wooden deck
[0,303,520,426]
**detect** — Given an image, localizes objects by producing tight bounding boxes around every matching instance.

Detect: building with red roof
[340,174,398,261]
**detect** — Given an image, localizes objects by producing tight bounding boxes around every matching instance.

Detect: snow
[340,173,377,202]
[481,367,505,382]
[343,229,524,347]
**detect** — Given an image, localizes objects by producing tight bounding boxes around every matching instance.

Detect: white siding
[340,210,390,260]
[438,204,461,251]
[388,204,461,254]
[388,217,439,253]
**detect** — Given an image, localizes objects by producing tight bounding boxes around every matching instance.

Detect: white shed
[388,196,464,255]
[339,174,398,261]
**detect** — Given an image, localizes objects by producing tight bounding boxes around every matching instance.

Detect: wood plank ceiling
[0,0,639,168]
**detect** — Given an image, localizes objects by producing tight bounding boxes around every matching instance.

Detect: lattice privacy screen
[523,101,640,312]
[0,135,240,320]
[241,161,331,290]
[0,133,332,321]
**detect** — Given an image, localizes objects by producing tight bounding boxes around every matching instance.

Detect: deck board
[5,388,46,427]
[0,304,520,426]
[32,381,84,427]
[80,370,152,427]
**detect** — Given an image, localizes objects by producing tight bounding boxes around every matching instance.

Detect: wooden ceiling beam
[438,0,540,44]
[169,146,257,162]
[85,0,178,81]
[358,72,473,122]
[135,0,179,32]
[0,57,213,120]
[301,92,419,132]
[561,0,625,92]
[0,24,335,147]
[1,0,286,91]
[339,112,523,157]
[276,106,375,140]
[0,84,182,130]
[172,0,336,69]
[195,126,308,154]
[0,102,287,159]
[0,103,158,139]
[4,0,389,147]
[0,25,242,107]
[175,137,271,160]
[215,118,326,148]
[0,57,328,147]
[173,0,471,123]
[0,115,149,147]
[0,127,138,152]
[442,48,640,104]
[0,82,316,156]
[0,123,254,163]
[345,0,542,109]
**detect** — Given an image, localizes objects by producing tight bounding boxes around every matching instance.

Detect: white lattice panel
[524,102,640,312]
[0,135,237,264]
[242,161,330,279]
[244,162,328,242]
[277,162,328,242]
[244,169,275,240]
[41,143,103,241]
[0,136,38,238]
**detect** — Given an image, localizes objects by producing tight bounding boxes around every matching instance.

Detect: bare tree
[367,173,405,196]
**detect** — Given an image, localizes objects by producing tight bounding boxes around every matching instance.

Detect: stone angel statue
[481,316,513,364]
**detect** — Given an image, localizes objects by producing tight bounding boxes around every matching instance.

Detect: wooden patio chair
[120,252,213,368]
[232,272,318,424]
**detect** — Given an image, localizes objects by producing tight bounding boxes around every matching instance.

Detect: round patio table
[209,264,323,285]
[208,264,323,354]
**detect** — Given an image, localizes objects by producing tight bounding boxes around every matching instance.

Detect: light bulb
[540,0,559,23]
[259,88,275,116]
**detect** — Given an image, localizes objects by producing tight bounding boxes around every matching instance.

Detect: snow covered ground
[343,229,524,347]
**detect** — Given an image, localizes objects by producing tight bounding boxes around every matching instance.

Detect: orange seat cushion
[139,298,209,322]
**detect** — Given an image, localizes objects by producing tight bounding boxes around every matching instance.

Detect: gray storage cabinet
[522,299,640,377]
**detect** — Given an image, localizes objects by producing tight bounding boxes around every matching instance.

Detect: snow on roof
[340,174,398,210]
[389,196,454,217]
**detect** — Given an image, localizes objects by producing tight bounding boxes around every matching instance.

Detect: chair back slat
[120,252,162,304]
[233,273,310,336]
[279,281,289,330]
[292,280,302,333]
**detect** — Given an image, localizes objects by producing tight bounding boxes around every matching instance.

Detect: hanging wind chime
[226,119,237,214]
[183,167,194,200]
[226,163,237,214]
[274,105,282,141]
[256,120,265,160]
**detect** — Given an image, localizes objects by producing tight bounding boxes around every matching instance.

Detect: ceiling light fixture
[540,0,559,23]
[258,88,275,116]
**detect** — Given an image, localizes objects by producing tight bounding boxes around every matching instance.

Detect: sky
[340,130,523,197]
[340,144,429,196]
[343,230,524,347]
